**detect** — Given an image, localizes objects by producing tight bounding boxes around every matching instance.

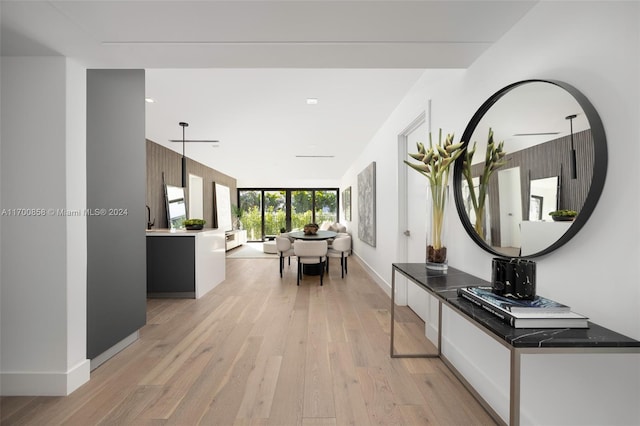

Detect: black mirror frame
[453,79,608,258]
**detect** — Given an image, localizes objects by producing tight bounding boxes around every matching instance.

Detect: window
[238,188,339,241]
[238,190,261,240]
[291,190,313,231]
[315,190,337,224]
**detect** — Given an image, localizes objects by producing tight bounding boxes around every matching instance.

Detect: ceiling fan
[169,122,219,187]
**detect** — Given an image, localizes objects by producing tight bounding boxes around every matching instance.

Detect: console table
[225,229,247,251]
[391,263,640,426]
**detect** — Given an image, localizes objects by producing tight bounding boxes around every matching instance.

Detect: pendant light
[179,121,188,187]
[169,122,220,187]
[565,114,577,179]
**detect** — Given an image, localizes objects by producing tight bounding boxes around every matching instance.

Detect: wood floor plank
[198,336,264,425]
[0,397,35,423]
[303,286,335,418]
[356,366,406,425]
[137,338,222,420]
[235,355,282,420]
[328,342,370,426]
[265,306,309,426]
[1,256,495,426]
[301,418,337,426]
[164,322,255,425]
[96,385,163,426]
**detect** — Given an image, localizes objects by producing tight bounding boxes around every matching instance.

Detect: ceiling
[1,0,538,186]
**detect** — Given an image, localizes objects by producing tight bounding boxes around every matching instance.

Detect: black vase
[491,257,536,300]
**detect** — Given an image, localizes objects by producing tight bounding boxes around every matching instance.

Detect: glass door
[291,190,313,231]
[238,190,262,240]
[263,190,286,237]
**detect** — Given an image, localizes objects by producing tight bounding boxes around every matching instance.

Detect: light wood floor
[1,256,496,426]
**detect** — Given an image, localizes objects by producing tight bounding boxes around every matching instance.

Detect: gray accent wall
[87,70,146,359]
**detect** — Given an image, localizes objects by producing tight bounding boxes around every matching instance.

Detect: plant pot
[551,216,575,222]
[185,224,203,230]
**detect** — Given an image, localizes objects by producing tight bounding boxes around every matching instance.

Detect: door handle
[403,230,411,236]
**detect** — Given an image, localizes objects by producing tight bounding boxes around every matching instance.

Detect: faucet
[146,205,155,230]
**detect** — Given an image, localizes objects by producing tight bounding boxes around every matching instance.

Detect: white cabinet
[225,229,247,251]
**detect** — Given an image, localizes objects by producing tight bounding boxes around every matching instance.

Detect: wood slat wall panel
[146,139,237,229]
[469,129,594,244]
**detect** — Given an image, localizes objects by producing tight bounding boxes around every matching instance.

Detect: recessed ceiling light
[306,98,318,105]
[295,155,334,158]
[145,97,155,103]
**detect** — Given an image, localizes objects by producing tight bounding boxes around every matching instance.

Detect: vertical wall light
[566,114,577,179]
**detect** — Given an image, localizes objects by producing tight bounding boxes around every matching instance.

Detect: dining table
[287,230,338,240]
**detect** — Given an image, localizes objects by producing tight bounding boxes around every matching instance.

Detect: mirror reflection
[529,176,559,221]
[457,81,596,257]
[165,184,187,229]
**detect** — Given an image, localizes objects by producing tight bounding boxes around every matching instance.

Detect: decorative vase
[492,257,537,299]
[426,184,449,270]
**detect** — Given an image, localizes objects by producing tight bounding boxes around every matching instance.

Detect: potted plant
[549,209,577,221]
[232,205,244,230]
[183,218,206,230]
[405,130,465,269]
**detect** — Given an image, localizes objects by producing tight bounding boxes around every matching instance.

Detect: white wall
[0,57,89,395]
[343,1,640,340]
[65,59,89,385]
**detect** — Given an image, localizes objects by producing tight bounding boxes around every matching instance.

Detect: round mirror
[453,79,607,258]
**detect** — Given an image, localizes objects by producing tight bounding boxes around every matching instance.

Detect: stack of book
[457,286,589,329]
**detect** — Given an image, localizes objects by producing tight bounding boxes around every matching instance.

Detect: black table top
[392,263,640,349]
[288,230,337,240]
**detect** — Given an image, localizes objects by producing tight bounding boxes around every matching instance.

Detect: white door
[498,167,522,249]
[405,120,430,322]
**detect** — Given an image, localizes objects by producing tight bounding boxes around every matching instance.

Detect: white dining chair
[326,235,351,278]
[276,236,295,278]
[294,240,328,286]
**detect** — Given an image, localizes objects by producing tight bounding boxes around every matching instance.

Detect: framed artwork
[213,182,233,232]
[357,162,376,247]
[188,174,203,220]
[529,195,543,221]
[342,186,352,221]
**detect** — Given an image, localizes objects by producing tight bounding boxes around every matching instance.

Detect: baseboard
[0,359,90,396]
[426,320,439,346]
[90,330,139,371]
[351,252,391,297]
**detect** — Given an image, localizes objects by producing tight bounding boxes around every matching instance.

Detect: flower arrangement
[405,130,465,265]
[461,128,507,240]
